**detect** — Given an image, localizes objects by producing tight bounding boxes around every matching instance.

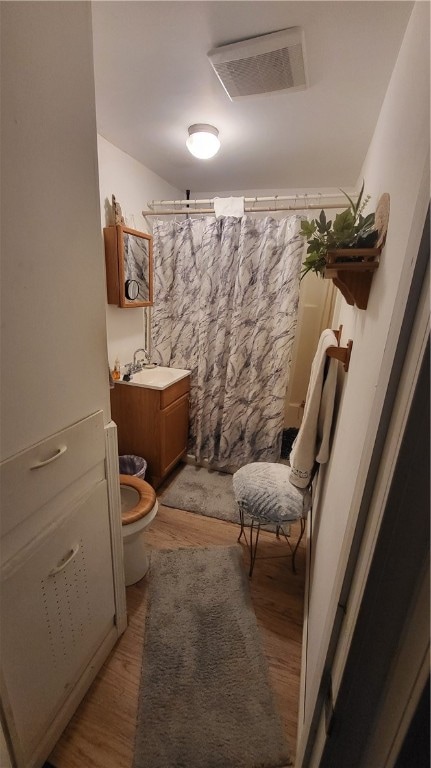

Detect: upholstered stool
[233,462,312,577]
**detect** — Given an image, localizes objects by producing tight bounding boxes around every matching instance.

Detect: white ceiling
[92,1,412,195]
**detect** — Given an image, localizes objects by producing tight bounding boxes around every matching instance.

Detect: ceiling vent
[208,27,307,101]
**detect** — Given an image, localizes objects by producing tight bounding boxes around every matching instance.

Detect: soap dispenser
[112,357,121,381]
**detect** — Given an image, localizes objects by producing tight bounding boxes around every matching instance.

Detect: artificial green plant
[300,182,378,278]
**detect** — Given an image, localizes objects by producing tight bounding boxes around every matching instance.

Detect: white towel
[213,196,244,218]
[289,329,338,488]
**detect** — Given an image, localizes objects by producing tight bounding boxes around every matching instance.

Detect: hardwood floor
[49,501,306,768]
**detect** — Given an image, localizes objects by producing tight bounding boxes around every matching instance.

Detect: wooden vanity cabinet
[110,376,190,488]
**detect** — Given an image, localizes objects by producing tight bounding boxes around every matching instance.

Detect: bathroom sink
[117,366,191,391]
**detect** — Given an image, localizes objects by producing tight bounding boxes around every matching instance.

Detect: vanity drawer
[160,376,190,409]
[0,410,105,537]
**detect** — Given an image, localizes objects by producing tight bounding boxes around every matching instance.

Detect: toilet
[119,473,158,586]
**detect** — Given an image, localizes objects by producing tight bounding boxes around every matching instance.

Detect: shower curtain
[151,215,304,468]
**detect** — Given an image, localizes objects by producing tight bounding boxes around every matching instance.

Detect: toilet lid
[120,474,157,525]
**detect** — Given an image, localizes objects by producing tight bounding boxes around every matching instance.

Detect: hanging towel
[289,329,338,488]
[213,196,244,218]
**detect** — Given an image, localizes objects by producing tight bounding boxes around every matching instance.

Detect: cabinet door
[0,481,115,764]
[159,394,189,477]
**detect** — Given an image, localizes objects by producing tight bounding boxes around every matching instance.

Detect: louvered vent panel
[208,28,307,100]
[40,537,92,667]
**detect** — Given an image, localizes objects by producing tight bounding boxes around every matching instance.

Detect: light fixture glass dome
[186,124,220,159]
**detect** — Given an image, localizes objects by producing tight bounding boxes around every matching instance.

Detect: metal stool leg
[248,519,261,578]
[291,518,306,574]
[237,505,245,542]
[237,504,250,545]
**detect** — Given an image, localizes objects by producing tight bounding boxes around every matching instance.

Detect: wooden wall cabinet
[110,376,190,488]
[103,225,153,308]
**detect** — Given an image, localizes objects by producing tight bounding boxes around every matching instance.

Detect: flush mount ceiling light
[186,124,220,159]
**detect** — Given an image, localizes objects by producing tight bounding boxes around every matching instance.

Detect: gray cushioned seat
[233,462,312,577]
[233,462,312,523]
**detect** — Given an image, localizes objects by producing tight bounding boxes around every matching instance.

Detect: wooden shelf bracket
[324,248,381,310]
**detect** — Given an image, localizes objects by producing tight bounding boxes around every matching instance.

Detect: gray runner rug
[133,546,291,768]
[159,463,240,524]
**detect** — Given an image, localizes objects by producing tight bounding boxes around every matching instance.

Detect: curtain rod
[142,203,347,216]
[143,192,352,217]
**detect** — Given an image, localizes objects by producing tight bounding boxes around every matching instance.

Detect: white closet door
[1,480,115,763]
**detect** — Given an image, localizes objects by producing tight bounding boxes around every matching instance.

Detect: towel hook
[327,325,353,372]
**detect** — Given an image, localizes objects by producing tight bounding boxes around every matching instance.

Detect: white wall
[1,2,110,461]
[303,0,429,733]
[97,135,182,369]
[285,276,337,428]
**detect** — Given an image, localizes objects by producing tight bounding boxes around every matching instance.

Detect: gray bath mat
[133,546,291,768]
[159,463,240,523]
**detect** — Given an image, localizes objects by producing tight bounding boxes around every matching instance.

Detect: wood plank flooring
[49,501,306,768]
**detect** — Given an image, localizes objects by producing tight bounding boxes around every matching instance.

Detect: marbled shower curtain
[151,215,304,468]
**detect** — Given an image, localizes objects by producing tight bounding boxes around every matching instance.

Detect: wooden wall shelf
[324,247,381,310]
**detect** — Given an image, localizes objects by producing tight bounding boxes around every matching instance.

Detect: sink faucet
[133,347,150,370]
